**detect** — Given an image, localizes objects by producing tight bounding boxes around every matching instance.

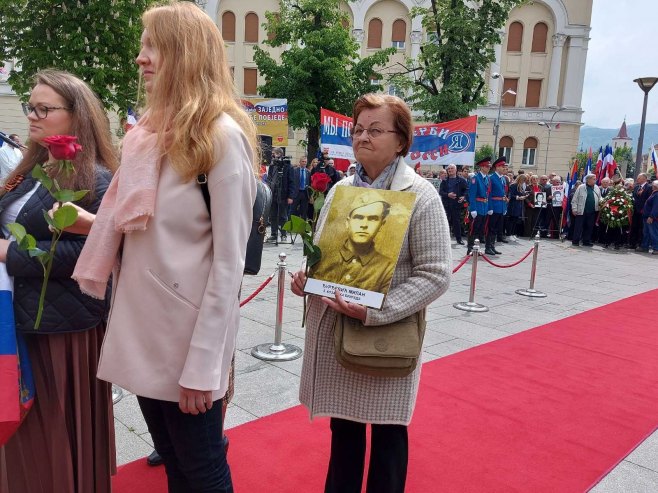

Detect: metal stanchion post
[112,385,124,405]
[251,252,303,361]
[454,240,489,312]
[516,233,547,298]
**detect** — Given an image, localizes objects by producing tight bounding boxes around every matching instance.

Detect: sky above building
[581,0,658,128]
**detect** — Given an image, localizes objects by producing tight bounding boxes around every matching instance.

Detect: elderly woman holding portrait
[290,94,451,493]
[571,173,601,247]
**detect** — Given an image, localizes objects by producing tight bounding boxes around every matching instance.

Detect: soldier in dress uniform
[486,156,509,255]
[466,157,492,255]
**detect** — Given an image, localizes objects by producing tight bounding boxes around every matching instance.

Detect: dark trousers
[291,190,309,220]
[269,199,289,237]
[572,212,596,245]
[137,396,233,493]
[446,206,463,241]
[629,212,644,247]
[486,212,503,248]
[467,214,486,251]
[325,418,408,493]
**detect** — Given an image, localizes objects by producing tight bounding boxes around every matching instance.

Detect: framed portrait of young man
[304,187,416,309]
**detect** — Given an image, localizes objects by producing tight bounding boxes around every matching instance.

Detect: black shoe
[583,243,594,247]
[492,248,502,254]
[484,248,497,255]
[266,235,277,243]
[457,239,465,245]
[146,450,164,467]
[280,234,287,242]
[498,237,509,243]
[466,249,472,256]
[571,242,579,247]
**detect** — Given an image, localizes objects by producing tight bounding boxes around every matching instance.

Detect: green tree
[252,0,395,160]
[389,0,523,123]
[475,144,493,165]
[613,145,634,178]
[0,0,157,113]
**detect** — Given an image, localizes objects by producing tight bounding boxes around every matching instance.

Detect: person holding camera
[311,152,339,193]
[267,147,296,242]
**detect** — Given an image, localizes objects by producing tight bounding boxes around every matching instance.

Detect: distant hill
[578,123,658,153]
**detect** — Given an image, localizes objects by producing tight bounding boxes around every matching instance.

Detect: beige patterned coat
[299,160,452,425]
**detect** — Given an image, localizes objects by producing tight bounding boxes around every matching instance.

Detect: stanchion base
[112,385,124,405]
[515,288,547,298]
[453,301,489,312]
[251,343,302,361]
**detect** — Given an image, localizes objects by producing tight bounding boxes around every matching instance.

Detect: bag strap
[198,174,210,217]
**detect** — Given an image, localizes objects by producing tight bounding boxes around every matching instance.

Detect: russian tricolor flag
[0,262,35,445]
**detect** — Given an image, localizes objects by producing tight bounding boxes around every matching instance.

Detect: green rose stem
[33,213,66,329]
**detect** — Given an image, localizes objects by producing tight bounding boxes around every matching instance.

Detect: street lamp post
[633,77,658,179]
[538,106,566,175]
[491,73,516,163]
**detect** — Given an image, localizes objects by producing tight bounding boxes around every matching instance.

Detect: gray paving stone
[625,430,658,473]
[115,421,153,466]
[113,394,149,436]
[423,338,479,358]
[224,404,259,431]
[590,461,658,493]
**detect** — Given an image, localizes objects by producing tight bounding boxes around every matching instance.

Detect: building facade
[1,0,593,177]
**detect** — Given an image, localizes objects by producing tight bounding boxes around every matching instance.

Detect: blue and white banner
[320,108,354,160]
[404,116,477,167]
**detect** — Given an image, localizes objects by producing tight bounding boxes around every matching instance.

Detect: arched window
[392,19,406,49]
[507,21,523,52]
[244,68,258,95]
[221,11,236,42]
[522,137,538,166]
[531,22,548,53]
[367,18,382,49]
[499,136,513,163]
[245,12,259,43]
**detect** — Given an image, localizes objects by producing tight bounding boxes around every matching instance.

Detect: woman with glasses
[290,94,452,493]
[0,70,117,492]
[73,3,257,491]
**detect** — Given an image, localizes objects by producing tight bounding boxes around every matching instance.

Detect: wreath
[599,186,633,228]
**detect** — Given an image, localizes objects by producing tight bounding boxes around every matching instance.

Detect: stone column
[546,33,566,108]
[563,35,589,109]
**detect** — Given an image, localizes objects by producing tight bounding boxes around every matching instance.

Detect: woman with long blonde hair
[73,2,257,490]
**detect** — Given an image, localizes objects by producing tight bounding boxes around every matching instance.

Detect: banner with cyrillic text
[241,98,288,146]
[405,115,477,167]
[320,108,354,160]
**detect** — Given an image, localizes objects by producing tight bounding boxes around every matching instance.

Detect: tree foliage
[389,0,523,123]
[613,145,634,178]
[253,0,395,160]
[0,0,157,113]
[474,144,493,165]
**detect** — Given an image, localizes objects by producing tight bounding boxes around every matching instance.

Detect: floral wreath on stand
[599,186,633,229]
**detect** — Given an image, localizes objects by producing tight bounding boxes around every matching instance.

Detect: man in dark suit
[267,147,296,242]
[439,164,467,245]
[291,156,311,220]
[630,173,651,249]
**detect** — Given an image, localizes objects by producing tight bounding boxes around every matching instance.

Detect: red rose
[42,135,83,161]
[311,172,332,193]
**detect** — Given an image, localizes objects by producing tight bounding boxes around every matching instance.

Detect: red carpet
[114,290,658,492]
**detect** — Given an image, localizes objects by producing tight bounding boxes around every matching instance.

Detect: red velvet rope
[480,248,534,269]
[452,255,471,274]
[240,272,276,307]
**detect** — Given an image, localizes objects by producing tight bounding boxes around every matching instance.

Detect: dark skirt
[0,325,115,493]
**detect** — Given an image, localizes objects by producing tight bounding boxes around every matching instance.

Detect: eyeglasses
[22,103,71,120]
[350,126,398,139]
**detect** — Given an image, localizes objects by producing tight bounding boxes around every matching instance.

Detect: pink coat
[97,115,256,402]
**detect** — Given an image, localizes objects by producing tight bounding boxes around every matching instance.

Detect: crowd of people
[421,159,658,255]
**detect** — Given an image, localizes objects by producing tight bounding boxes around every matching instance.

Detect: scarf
[352,157,399,190]
[73,123,161,299]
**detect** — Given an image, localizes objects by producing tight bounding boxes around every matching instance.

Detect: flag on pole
[0,263,35,446]
[124,108,138,132]
[650,144,658,176]
[594,147,603,183]
[569,159,579,185]
[582,151,592,183]
[603,145,616,178]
